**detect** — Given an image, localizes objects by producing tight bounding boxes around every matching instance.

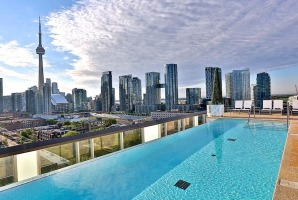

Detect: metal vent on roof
[174,180,190,190]
[227,138,236,142]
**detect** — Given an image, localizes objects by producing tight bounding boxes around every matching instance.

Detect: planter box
[207,104,224,117]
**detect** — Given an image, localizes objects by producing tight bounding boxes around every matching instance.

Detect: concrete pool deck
[212,112,298,199]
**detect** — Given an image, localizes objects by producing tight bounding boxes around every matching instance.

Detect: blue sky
[0,0,298,99]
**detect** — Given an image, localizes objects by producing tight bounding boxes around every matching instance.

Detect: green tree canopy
[62,130,79,137]
[47,118,58,125]
[63,121,71,126]
[211,68,223,105]
[20,128,34,138]
[103,118,117,127]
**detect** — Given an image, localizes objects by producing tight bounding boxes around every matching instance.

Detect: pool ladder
[244,110,251,128]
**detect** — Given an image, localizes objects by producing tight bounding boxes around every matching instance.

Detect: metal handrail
[244,109,251,128]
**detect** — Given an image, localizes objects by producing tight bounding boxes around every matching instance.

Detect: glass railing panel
[0,156,14,186]
[184,117,193,130]
[198,114,206,125]
[160,123,166,137]
[167,120,180,135]
[94,133,120,157]
[124,129,142,148]
[42,143,76,174]
[79,140,92,162]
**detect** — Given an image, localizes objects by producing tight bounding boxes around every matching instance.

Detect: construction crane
[296,85,298,96]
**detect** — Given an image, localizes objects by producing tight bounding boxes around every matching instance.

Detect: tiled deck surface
[220,112,298,199]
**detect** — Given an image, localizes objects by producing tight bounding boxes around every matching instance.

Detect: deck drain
[174,180,190,190]
[227,138,236,142]
[211,154,216,157]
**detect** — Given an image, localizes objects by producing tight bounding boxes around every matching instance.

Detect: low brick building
[0,118,46,131]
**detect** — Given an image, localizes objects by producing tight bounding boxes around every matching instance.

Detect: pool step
[174,180,190,190]
[280,179,298,190]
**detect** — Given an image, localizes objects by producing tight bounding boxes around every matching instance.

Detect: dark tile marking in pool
[227,138,236,142]
[211,154,216,157]
[174,180,190,190]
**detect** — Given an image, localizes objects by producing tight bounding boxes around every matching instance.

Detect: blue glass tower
[165,64,178,111]
[256,72,271,108]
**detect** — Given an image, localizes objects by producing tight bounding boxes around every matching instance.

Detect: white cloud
[46,0,298,96]
[0,65,32,80]
[0,40,51,68]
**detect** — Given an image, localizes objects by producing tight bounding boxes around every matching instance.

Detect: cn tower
[36,16,45,91]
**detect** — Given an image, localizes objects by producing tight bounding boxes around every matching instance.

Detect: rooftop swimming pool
[0,119,287,199]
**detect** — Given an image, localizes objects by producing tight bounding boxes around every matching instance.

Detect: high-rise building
[94,95,102,112]
[112,88,115,106]
[27,85,42,114]
[205,67,222,100]
[227,68,250,105]
[145,72,161,105]
[72,88,87,111]
[25,90,36,115]
[186,88,201,105]
[225,73,232,98]
[43,83,52,113]
[52,82,60,94]
[36,17,45,92]
[132,77,142,105]
[46,78,51,86]
[251,84,257,106]
[3,95,12,112]
[165,64,178,110]
[101,71,113,113]
[0,78,3,113]
[256,72,271,108]
[11,93,22,112]
[119,75,133,113]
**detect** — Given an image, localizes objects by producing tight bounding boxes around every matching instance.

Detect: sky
[0,0,298,99]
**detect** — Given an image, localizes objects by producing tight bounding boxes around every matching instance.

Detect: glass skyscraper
[25,89,36,114]
[43,83,52,113]
[11,93,22,112]
[72,88,87,111]
[186,88,201,105]
[52,82,59,94]
[165,64,178,111]
[205,67,222,100]
[256,72,271,108]
[119,75,133,113]
[132,77,142,105]
[226,68,250,105]
[145,72,161,106]
[101,71,113,113]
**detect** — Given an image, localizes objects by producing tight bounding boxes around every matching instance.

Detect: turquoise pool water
[0,119,287,199]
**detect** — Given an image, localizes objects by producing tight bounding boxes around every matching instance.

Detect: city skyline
[0,1,298,98]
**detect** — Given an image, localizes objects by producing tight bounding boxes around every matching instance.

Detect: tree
[20,128,33,138]
[211,68,223,104]
[103,118,117,127]
[63,121,71,126]
[62,130,79,137]
[47,118,58,125]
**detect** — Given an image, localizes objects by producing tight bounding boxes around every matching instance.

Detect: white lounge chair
[241,100,252,112]
[261,100,272,114]
[291,100,298,115]
[230,100,243,113]
[272,100,283,114]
